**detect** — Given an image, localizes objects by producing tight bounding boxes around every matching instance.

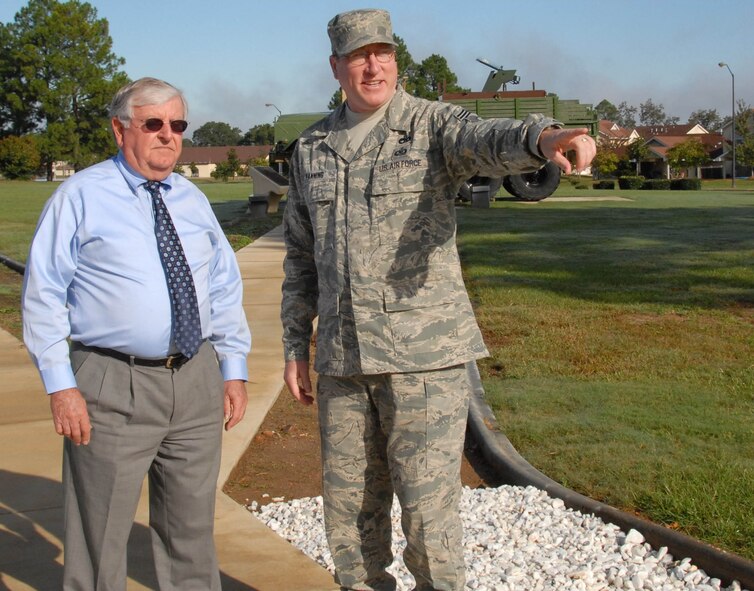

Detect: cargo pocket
[384,282,459,355]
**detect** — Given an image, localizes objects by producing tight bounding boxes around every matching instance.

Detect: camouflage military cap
[327,9,396,57]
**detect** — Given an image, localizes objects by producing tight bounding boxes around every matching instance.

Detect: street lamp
[265,103,282,118]
[718,62,736,188]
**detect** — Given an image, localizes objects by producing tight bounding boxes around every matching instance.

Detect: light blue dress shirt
[22,152,251,394]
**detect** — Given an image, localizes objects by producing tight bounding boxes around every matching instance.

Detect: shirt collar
[114,151,175,194]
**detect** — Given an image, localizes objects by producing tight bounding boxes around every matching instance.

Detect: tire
[502,175,515,196]
[503,161,561,201]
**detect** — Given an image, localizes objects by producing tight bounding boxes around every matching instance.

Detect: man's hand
[223,379,248,431]
[50,388,91,446]
[284,360,314,405]
[538,127,596,175]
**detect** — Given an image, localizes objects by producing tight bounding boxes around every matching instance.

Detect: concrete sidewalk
[0,226,339,590]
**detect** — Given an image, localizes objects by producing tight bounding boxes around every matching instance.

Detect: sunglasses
[135,118,189,133]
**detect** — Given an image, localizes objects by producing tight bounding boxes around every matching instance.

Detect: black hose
[0,254,25,275]
[465,361,754,590]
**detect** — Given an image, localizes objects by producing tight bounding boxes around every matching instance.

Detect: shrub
[670,178,702,191]
[594,180,615,190]
[0,135,40,180]
[618,176,645,190]
[641,179,671,190]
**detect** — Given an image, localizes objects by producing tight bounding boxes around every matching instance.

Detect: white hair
[108,77,188,126]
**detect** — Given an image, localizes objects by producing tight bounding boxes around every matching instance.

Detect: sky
[1,0,752,136]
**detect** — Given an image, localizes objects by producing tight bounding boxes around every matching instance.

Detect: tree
[192,121,242,146]
[734,100,752,141]
[210,147,241,181]
[240,123,274,145]
[733,100,754,175]
[595,99,620,123]
[639,99,665,125]
[688,108,722,132]
[666,138,708,176]
[1,0,128,179]
[0,22,37,137]
[412,54,468,100]
[327,88,344,110]
[639,99,679,126]
[625,140,650,175]
[737,137,754,177]
[0,134,40,179]
[616,102,637,128]
[393,35,415,78]
[211,160,235,181]
[226,147,241,173]
[591,148,620,178]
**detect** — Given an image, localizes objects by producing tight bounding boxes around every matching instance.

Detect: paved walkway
[0,226,339,590]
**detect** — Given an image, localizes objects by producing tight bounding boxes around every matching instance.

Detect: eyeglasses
[134,118,189,134]
[343,48,395,67]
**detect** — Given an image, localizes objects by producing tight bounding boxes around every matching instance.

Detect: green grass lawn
[2,178,753,560]
[457,184,754,560]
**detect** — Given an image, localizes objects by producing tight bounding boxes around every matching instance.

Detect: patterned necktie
[145,181,203,358]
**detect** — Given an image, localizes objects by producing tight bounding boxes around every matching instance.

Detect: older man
[281,9,596,591]
[22,77,250,590]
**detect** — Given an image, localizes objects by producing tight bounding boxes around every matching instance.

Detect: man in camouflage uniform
[281,9,596,591]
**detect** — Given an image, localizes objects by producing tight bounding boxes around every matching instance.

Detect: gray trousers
[317,365,470,591]
[63,341,224,591]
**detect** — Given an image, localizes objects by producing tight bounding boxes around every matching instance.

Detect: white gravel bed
[249,485,749,591]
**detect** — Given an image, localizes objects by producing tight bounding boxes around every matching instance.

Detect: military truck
[269,59,597,202]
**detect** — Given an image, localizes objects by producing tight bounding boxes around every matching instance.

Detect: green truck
[269,60,597,202]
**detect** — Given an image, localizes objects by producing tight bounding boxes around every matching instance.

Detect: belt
[72,343,192,370]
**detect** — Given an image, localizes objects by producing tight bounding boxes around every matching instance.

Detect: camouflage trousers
[317,365,470,591]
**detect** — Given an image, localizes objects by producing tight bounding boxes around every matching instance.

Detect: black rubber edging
[0,254,25,275]
[464,361,754,590]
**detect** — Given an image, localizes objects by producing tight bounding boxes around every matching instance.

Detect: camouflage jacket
[281,87,557,376]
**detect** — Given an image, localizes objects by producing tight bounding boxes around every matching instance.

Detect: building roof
[178,145,272,165]
[634,123,708,138]
[599,120,632,139]
[597,120,640,148]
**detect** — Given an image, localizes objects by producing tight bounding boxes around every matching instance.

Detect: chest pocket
[370,165,433,246]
